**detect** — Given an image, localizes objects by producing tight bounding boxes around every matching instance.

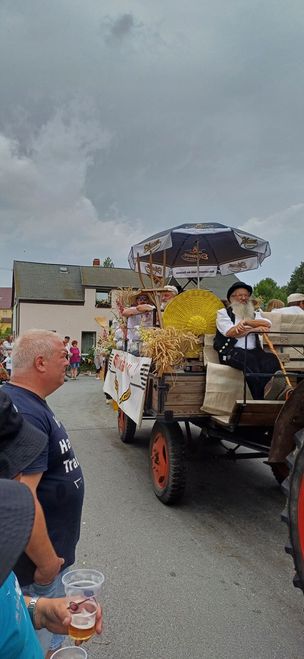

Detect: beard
[230,300,255,320]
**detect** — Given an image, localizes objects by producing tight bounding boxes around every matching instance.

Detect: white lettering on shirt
[59,437,72,454]
[63,456,80,473]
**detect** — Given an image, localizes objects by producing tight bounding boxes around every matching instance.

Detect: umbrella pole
[196,240,200,289]
[162,250,166,287]
[148,252,164,328]
[136,253,146,290]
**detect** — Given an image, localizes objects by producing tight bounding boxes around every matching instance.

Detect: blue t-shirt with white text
[3,383,85,586]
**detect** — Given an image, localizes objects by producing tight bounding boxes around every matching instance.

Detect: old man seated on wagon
[213,282,281,400]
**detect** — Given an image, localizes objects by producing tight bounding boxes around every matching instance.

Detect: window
[81,331,96,355]
[95,290,111,308]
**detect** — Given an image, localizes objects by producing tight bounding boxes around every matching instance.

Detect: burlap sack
[201,361,252,417]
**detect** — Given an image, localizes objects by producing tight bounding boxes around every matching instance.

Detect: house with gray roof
[12,259,238,352]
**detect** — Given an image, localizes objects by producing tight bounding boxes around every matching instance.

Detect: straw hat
[128,290,150,304]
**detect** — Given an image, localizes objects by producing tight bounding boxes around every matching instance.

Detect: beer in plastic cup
[62,569,104,642]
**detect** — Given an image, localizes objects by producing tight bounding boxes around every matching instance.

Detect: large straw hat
[163,289,224,355]
[128,290,150,304]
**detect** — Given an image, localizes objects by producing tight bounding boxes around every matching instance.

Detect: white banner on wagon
[103,350,152,426]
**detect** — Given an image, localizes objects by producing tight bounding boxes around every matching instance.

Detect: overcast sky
[0,0,303,288]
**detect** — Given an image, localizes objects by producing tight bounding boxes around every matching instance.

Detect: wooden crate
[149,372,206,416]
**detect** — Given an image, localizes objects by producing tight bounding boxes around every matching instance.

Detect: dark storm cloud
[107,13,137,40]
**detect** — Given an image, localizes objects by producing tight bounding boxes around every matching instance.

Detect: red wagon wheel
[282,428,304,592]
[149,421,186,505]
[117,408,136,444]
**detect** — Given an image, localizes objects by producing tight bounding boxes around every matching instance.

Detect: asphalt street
[49,376,304,659]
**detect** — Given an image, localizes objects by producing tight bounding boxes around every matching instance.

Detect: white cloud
[0,103,144,272]
[242,204,304,286]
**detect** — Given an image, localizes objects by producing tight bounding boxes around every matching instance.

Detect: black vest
[213,307,261,357]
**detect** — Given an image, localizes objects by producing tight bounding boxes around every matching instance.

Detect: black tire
[118,408,136,444]
[282,428,304,592]
[149,421,186,505]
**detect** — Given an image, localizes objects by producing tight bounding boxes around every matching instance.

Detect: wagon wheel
[282,428,304,592]
[118,408,136,444]
[149,421,186,505]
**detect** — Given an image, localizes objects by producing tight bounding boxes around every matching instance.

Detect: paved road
[49,376,304,659]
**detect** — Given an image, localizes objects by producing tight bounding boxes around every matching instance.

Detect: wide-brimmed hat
[129,290,150,303]
[0,479,35,586]
[287,293,304,304]
[0,390,48,479]
[226,281,253,301]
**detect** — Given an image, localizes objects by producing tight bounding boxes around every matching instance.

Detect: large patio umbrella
[128,222,271,282]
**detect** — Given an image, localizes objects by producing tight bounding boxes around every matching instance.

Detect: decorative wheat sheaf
[140,327,199,376]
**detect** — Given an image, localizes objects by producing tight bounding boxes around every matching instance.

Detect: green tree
[286,262,304,295]
[102,257,114,268]
[253,278,285,307]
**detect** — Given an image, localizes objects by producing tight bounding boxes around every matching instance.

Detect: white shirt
[127,311,154,341]
[3,355,12,370]
[272,306,304,314]
[216,308,271,350]
[3,340,13,356]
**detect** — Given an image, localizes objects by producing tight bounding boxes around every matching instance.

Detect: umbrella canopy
[128,222,271,279]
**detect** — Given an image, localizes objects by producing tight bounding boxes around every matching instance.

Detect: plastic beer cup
[50,648,88,658]
[62,569,105,642]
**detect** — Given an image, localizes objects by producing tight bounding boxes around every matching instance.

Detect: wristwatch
[28,596,40,628]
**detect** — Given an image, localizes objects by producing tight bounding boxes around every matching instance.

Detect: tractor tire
[149,421,186,505]
[282,428,304,592]
[118,409,136,444]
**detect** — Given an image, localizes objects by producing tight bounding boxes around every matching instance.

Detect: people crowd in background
[266,299,285,312]
[270,293,304,314]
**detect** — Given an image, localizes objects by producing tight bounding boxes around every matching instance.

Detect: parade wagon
[104,223,304,506]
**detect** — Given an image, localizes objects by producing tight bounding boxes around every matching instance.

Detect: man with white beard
[214,282,281,399]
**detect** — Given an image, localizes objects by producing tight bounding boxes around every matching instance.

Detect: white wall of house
[16,287,117,348]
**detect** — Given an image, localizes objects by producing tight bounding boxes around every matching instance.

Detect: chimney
[92,258,100,267]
